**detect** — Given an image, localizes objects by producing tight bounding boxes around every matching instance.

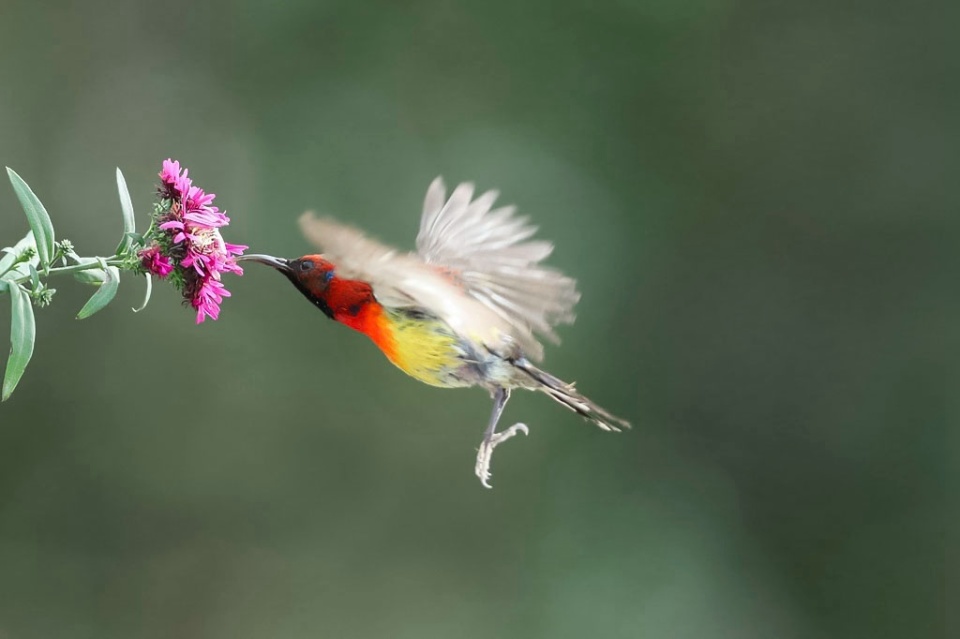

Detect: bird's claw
[475,422,529,488]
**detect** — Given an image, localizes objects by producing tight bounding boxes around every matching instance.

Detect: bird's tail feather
[513,358,631,432]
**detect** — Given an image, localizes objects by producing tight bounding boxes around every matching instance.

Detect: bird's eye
[299,260,313,272]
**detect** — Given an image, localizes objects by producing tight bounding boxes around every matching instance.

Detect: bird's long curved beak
[238,254,292,273]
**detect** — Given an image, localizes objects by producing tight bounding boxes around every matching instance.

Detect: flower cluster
[139,159,247,323]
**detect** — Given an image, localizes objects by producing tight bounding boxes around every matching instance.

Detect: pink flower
[140,245,175,278]
[159,159,192,197]
[189,277,231,323]
[140,159,247,323]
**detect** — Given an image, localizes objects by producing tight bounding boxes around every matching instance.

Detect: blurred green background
[0,1,951,637]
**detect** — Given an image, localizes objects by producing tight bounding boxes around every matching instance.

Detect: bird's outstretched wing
[416,177,580,351]
[299,178,578,361]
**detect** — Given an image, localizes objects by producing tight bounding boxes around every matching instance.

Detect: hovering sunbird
[242,178,629,487]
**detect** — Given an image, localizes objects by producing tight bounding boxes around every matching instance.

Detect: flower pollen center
[191,228,221,253]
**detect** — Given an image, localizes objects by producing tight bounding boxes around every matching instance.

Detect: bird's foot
[474,422,529,489]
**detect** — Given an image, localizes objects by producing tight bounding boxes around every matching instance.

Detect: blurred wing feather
[416,177,580,356]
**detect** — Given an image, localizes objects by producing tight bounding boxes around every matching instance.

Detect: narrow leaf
[6,168,55,268]
[73,268,107,285]
[132,274,152,312]
[71,256,107,285]
[0,252,14,280]
[115,168,136,253]
[28,264,40,289]
[0,232,37,278]
[76,266,120,319]
[2,284,36,401]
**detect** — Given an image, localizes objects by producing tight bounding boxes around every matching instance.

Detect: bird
[240,177,630,487]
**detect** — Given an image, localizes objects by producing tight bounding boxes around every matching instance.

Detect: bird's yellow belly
[379,310,470,388]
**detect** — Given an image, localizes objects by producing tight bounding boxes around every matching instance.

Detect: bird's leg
[475,387,529,488]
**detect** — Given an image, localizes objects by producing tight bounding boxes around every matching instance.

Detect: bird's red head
[240,253,376,322]
[285,254,337,294]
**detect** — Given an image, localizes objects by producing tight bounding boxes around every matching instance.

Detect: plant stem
[4,256,123,285]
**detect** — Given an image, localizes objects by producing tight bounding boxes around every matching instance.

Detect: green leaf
[76,266,120,319]
[132,273,152,312]
[115,168,136,254]
[6,168,55,269]
[0,232,38,278]
[28,264,40,289]
[71,256,107,285]
[73,268,107,285]
[2,284,36,401]
[0,251,15,281]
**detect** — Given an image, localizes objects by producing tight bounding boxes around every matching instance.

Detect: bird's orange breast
[335,301,399,364]
[336,302,467,388]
